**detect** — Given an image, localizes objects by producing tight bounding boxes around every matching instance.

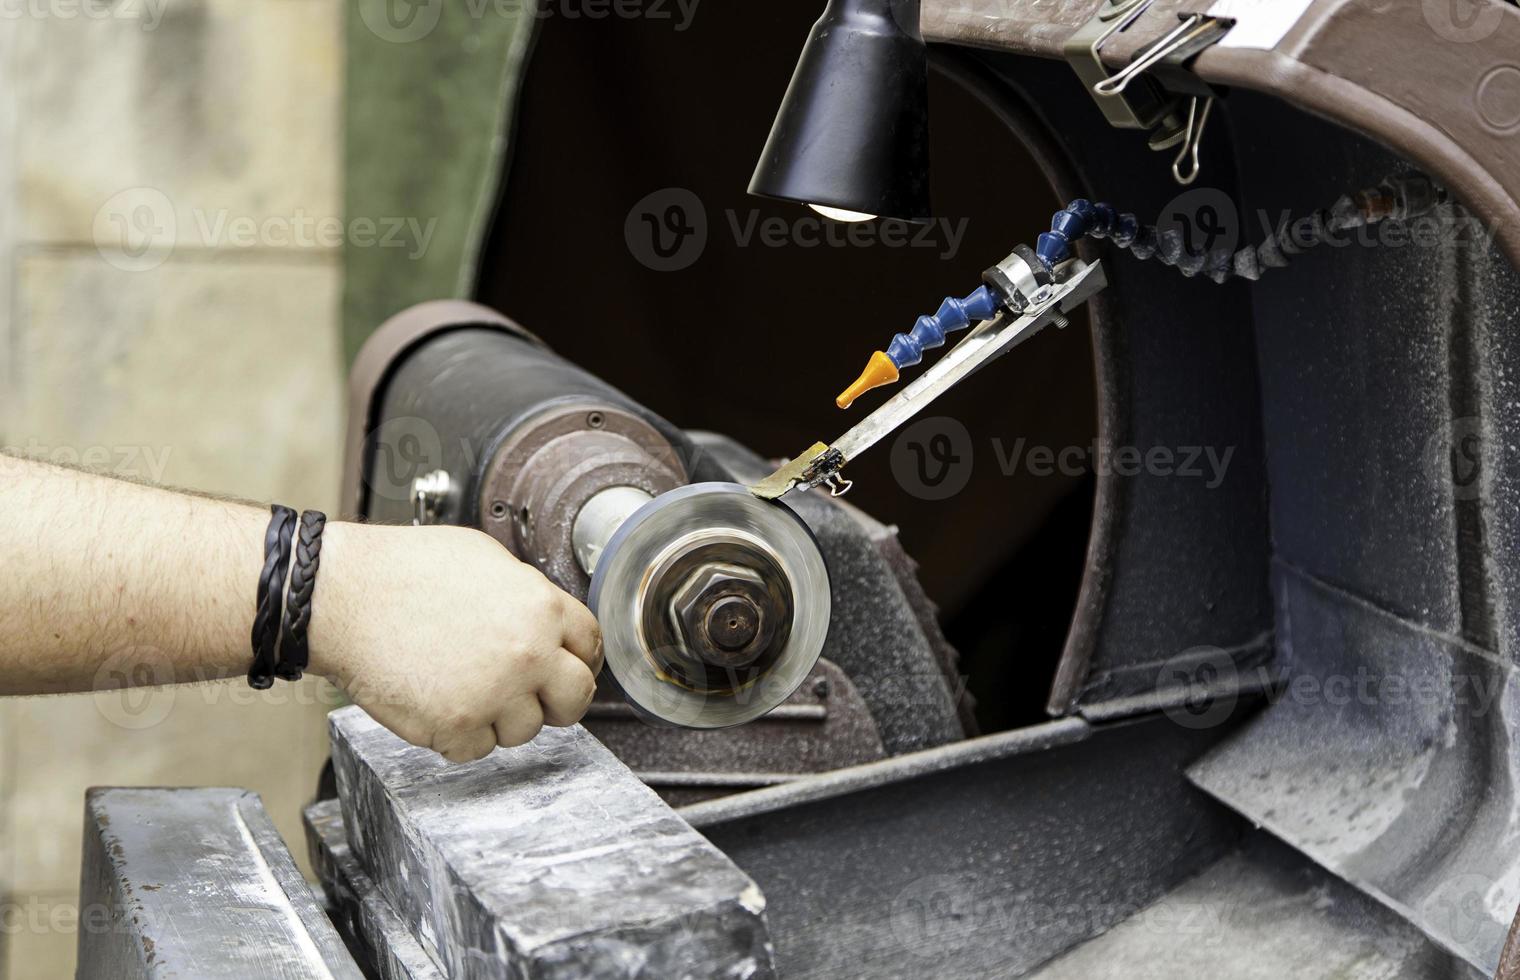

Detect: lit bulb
[809,204,878,223]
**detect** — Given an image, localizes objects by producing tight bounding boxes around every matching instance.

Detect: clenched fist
[308,523,602,763]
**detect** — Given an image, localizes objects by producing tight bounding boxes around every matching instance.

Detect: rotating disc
[587,482,831,728]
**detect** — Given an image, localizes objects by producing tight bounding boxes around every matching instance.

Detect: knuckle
[575,670,597,708]
[540,582,571,615]
[512,642,553,676]
[435,707,476,734]
[544,670,596,726]
[496,718,541,748]
[435,729,493,764]
[395,720,432,750]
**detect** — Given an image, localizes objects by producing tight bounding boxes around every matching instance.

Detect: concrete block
[329,706,775,979]
[76,787,362,979]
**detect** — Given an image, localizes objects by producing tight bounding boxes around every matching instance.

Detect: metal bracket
[1063,0,1229,180]
[1064,0,1180,133]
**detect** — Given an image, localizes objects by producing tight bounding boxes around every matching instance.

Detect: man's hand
[310,523,603,763]
[0,457,601,764]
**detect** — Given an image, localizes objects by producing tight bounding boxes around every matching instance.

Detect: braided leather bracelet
[275,510,327,681]
[249,505,297,690]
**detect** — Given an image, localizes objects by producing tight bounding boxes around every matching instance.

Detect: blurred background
[2,3,345,976]
[0,1,1093,974]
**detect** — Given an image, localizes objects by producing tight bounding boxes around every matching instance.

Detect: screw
[587,411,606,429]
[490,500,508,519]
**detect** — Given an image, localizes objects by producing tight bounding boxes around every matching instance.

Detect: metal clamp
[1093,14,1221,97]
[1063,0,1181,134]
[1064,0,1229,183]
[982,244,1054,313]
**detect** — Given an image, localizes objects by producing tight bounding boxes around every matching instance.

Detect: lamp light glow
[809,204,879,223]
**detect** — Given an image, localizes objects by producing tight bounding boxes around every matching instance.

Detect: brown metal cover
[923,0,1520,269]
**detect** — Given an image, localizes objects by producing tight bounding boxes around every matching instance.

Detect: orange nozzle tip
[835,351,900,409]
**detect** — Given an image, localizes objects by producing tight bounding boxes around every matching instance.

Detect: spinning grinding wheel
[586,483,831,728]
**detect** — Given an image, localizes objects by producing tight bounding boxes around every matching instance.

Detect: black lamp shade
[748,0,931,222]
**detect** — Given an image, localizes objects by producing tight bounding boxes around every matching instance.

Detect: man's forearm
[0,457,274,693]
[0,454,602,762]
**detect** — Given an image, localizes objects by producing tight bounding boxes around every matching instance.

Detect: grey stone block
[328,706,775,979]
[305,799,445,980]
[76,787,363,979]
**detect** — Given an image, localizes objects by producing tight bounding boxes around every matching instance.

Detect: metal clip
[1171,95,1213,185]
[1094,15,1217,96]
[1093,0,1156,65]
[823,472,853,497]
[1063,0,1176,133]
[1065,1,1227,184]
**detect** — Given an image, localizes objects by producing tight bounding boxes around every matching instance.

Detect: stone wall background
[0,2,346,975]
